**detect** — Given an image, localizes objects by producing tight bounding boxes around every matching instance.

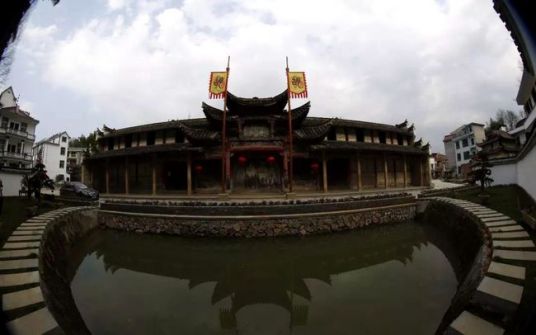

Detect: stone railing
[419,197,534,334]
[0,206,97,335]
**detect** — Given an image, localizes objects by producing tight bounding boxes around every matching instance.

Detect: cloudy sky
[2,0,522,152]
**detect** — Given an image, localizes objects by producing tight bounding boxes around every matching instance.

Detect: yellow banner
[287,72,308,98]
[209,71,228,99]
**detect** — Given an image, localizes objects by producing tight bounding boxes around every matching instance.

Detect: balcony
[0,150,33,162]
[0,127,36,141]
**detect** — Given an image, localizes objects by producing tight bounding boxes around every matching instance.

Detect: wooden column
[81,164,85,184]
[124,157,129,194]
[383,153,388,189]
[374,157,379,188]
[356,153,362,191]
[105,159,110,194]
[322,152,328,193]
[187,152,192,195]
[420,158,425,187]
[403,155,408,188]
[151,154,157,195]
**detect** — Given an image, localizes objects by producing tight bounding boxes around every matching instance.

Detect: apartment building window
[471,137,475,145]
[147,131,156,145]
[456,141,460,149]
[20,122,27,132]
[462,138,468,147]
[463,151,470,160]
[59,160,65,168]
[9,122,19,130]
[62,136,67,142]
[457,153,461,161]
[60,147,66,155]
[1,117,8,128]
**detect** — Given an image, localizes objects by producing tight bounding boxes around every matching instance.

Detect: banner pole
[285,56,294,193]
[221,56,230,194]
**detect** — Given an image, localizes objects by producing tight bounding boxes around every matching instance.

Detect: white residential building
[443,123,486,176]
[33,131,71,182]
[0,87,39,196]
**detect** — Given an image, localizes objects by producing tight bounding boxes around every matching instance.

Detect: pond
[69,221,458,335]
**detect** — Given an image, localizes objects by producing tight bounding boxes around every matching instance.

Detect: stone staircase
[430,197,535,335]
[0,207,90,335]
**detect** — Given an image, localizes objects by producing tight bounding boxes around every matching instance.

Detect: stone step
[0,249,39,259]
[0,271,39,287]
[493,249,536,261]
[492,231,530,239]
[493,240,535,249]
[2,241,41,250]
[25,219,49,223]
[2,286,44,311]
[449,311,504,335]
[19,224,47,228]
[481,216,512,223]
[489,225,525,233]
[7,235,41,242]
[485,220,517,227]
[0,259,38,271]
[477,214,508,218]
[16,226,48,231]
[11,230,44,236]
[477,276,524,305]
[488,261,526,280]
[6,307,58,335]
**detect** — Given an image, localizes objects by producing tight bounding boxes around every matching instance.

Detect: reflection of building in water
[84,90,431,195]
[68,224,453,332]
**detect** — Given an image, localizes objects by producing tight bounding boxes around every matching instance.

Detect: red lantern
[238,155,248,166]
[266,155,276,165]
[310,162,320,173]
[194,164,203,174]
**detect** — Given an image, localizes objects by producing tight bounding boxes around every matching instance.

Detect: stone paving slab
[494,249,536,261]
[7,235,41,242]
[477,276,523,304]
[449,311,504,335]
[489,225,525,232]
[488,261,526,280]
[6,307,58,335]
[493,240,535,249]
[2,286,44,311]
[485,220,517,227]
[492,231,530,239]
[12,230,44,236]
[0,249,39,259]
[2,241,41,250]
[25,219,49,222]
[0,271,39,287]
[0,259,38,271]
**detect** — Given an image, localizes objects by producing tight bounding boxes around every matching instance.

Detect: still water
[69,221,458,335]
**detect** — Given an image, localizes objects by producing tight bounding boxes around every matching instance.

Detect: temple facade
[84,91,430,195]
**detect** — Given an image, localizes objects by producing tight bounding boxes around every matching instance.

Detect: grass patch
[0,197,63,246]
[449,185,535,222]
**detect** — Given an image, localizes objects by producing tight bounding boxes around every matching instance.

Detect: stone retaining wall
[99,203,416,238]
[419,197,534,335]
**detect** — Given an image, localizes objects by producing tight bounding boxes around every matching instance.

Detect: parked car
[60,182,99,200]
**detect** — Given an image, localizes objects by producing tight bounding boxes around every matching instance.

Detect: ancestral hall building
[84,91,430,195]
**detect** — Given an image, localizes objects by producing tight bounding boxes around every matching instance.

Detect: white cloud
[14,0,522,151]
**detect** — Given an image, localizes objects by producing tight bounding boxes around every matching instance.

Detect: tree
[486,109,523,133]
[468,152,493,193]
[70,132,99,157]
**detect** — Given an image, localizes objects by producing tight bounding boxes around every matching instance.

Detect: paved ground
[431,179,465,190]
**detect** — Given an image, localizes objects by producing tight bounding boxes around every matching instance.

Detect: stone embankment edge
[0,206,97,335]
[99,202,417,237]
[419,197,533,335]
